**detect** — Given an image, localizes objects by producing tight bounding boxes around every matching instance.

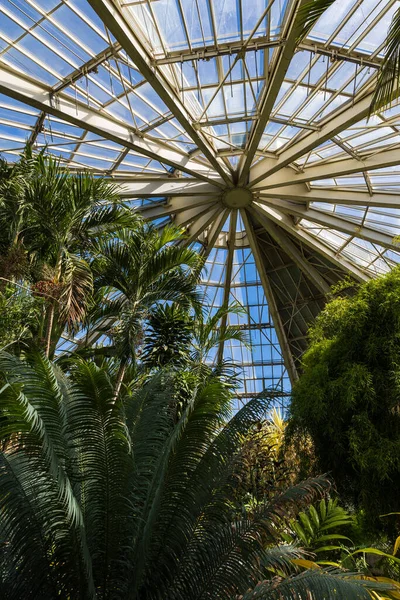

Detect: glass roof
[1,0,400,403]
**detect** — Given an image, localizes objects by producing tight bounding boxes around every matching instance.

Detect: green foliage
[287,498,354,561]
[141,303,193,368]
[288,268,400,525]
[0,287,43,351]
[0,150,135,357]
[296,0,336,42]
[0,352,392,600]
[369,6,400,115]
[90,223,203,382]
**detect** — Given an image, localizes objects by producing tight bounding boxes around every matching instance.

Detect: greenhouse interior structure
[2,0,400,598]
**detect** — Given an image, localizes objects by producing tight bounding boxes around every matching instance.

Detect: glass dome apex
[1,0,400,407]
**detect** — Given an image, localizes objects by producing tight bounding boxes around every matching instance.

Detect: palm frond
[240,568,395,600]
[0,352,95,598]
[296,0,336,42]
[370,6,400,114]
[59,252,93,326]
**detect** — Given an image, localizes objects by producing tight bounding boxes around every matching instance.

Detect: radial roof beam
[0,63,222,184]
[255,147,400,189]
[238,0,309,185]
[241,209,298,384]
[87,0,232,186]
[257,198,397,249]
[217,209,237,363]
[252,203,369,282]
[178,205,224,247]
[251,213,331,294]
[249,81,400,186]
[203,209,230,256]
[258,184,400,208]
[118,178,221,198]
[27,111,45,147]
[136,196,218,220]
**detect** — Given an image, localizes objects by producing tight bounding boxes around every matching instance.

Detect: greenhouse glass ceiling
[1,0,400,408]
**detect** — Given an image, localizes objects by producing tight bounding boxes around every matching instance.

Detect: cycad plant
[0,351,393,600]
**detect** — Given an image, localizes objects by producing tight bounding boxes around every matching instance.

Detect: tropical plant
[233,407,317,512]
[288,267,400,525]
[191,301,250,364]
[141,302,193,369]
[234,407,290,507]
[286,498,354,563]
[1,150,136,357]
[0,152,32,271]
[90,223,203,396]
[297,0,400,115]
[0,351,394,600]
[141,300,250,373]
[0,285,43,353]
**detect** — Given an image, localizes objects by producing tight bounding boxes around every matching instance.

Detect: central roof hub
[222,186,253,208]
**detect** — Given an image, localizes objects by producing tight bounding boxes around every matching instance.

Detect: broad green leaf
[292,558,320,570]
[309,505,320,529]
[315,534,352,543]
[299,511,314,536]
[315,545,342,553]
[393,536,400,556]
[349,548,400,565]
[319,498,327,521]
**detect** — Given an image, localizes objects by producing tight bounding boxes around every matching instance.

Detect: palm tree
[90,223,203,397]
[0,351,391,600]
[1,150,137,357]
[141,302,194,369]
[0,152,34,285]
[297,1,400,114]
[191,302,250,366]
[141,301,250,371]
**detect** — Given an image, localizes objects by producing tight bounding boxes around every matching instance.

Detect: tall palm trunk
[45,301,55,358]
[45,251,62,358]
[113,358,127,400]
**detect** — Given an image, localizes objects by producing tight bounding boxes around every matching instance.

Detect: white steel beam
[256,198,396,249]
[241,208,298,383]
[118,178,221,198]
[203,209,230,255]
[249,83,399,186]
[0,63,223,184]
[217,209,237,363]
[258,184,400,208]
[238,0,308,185]
[251,203,369,282]
[137,197,219,220]
[154,37,282,65]
[254,147,400,188]
[179,205,224,247]
[87,0,233,186]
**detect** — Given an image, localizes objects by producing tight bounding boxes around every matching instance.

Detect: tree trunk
[113,359,127,401]
[45,302,55,358]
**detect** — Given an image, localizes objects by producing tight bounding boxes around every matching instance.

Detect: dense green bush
[288,268,400,525]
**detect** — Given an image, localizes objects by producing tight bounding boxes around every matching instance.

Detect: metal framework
[1,0,400,407]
